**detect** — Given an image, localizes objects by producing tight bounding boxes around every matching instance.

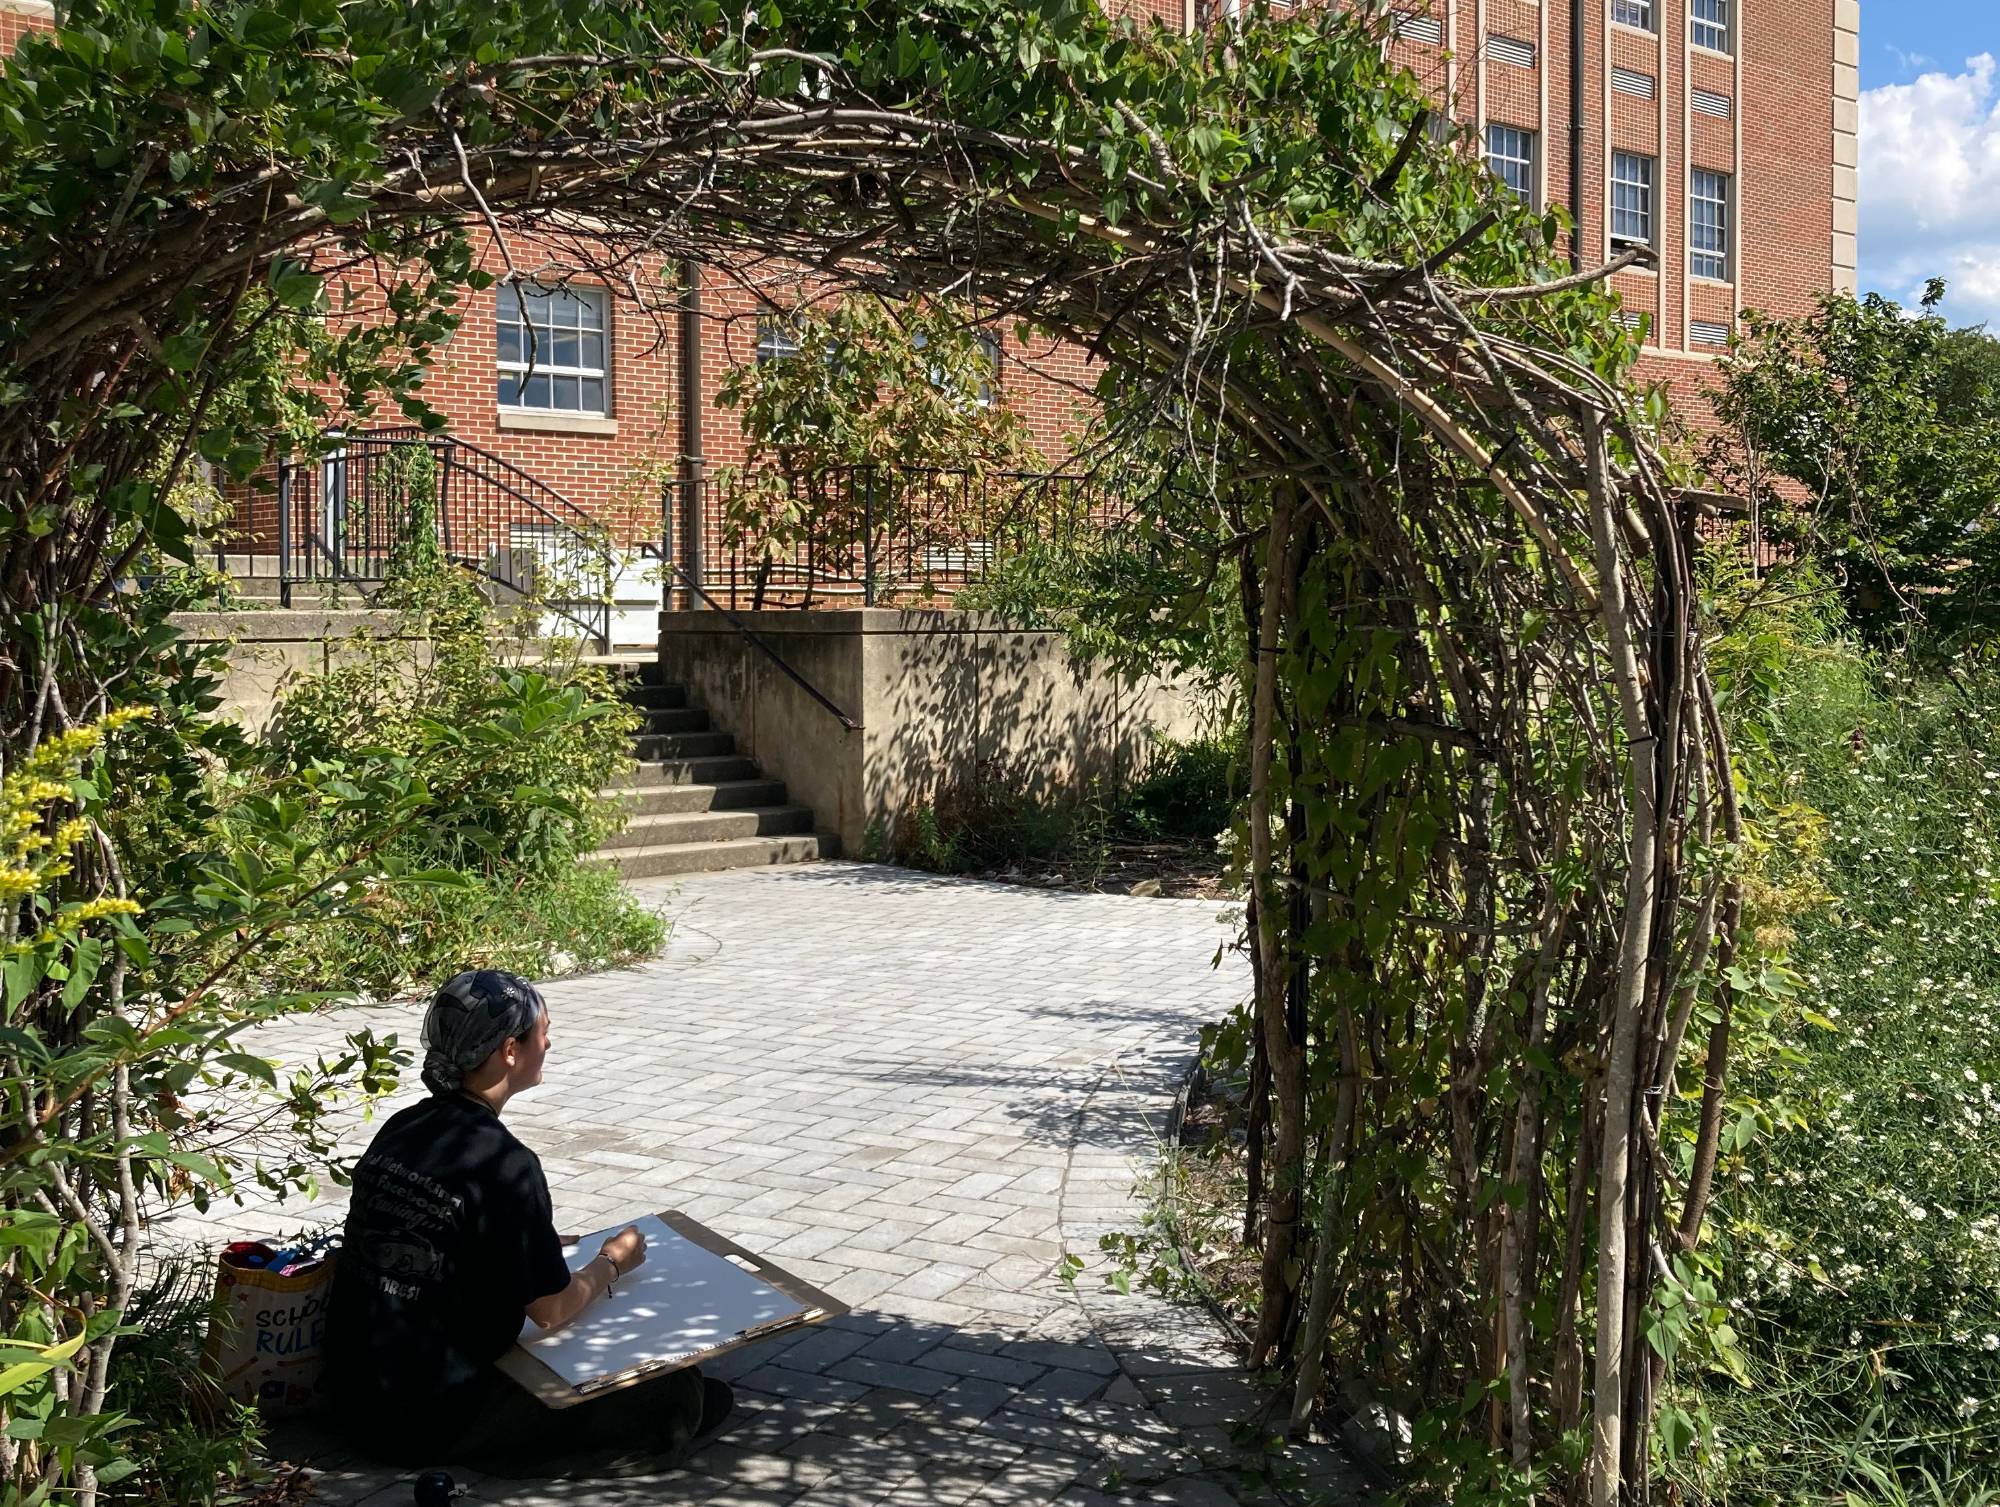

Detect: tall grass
[1678,564,2000,1501]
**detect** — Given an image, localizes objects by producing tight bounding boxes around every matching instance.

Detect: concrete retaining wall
[169,610,428,733]
[655,609,1215,854]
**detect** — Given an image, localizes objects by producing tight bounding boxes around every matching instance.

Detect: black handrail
[641,547,861,732]
[362,425,605,538]
[277,429,614,651]
[662,463,1124,611]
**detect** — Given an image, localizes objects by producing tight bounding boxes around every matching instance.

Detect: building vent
[1692,88,1732,118]
[1612,67,1656,99]
[1485,34,1536,67]
[1691,320,1733,346]
[1392,12,1444,43]
[1619,311,1647,331]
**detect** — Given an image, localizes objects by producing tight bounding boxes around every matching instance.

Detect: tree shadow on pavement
[266,1304,1370,1507]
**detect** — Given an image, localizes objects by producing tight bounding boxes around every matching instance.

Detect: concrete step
[634,730,735,761]
[624,755,761,786]
[621,682,689,711]
[631,706,710,735]
[601,779,789,816]
[595,805,814,850]
[592,832,834,878]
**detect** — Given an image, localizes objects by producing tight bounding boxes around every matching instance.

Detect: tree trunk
[1247,492,1302,1371]
[1289,1003,1360,1431]
[1583,418,1663,1507]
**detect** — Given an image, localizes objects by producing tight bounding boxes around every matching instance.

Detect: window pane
[756,315,800,363]
[580,378,605,414]
[1691,0,1728,50]
[497,282,611,408]
[1485,124,1534,200]
[1691,170,1730,279]
[1612,0,1652,27]
[1611,153,1653,245]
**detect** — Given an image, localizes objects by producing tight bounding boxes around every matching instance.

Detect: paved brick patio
[150,863,1364,1505]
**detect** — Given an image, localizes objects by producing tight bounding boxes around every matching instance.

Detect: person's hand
[601,1225,646,1276]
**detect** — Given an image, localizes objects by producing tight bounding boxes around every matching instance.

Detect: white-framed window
[1611,152,1656,250]
[754,312,801,363]
[974,331,1002,409]
[911,327,1005,409]
[1691,0,1730,52]
[1691,170,1732,281]
[1484,124,1536,203]
[1612,0,1654,30]
[497,282,608,415]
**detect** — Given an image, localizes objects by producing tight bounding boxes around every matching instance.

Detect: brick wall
[0,0,48,54]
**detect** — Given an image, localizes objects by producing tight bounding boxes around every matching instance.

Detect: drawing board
[499,1210,845,1408]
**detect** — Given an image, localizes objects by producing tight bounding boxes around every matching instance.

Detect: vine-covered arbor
[0,0,1735,1499]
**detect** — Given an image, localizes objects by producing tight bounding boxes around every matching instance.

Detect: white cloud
[1860,53,2000,327]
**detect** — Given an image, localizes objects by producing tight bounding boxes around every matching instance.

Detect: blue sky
[1858,1,2000,324]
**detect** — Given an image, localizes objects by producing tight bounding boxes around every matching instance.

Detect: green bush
[267,570,637,869]
[1674,553,2000,1502]
[1119,734,1241,842]
[863,760,1112,877]
[863,734,1240,876]
[256,862,664,996]
[105,1262,261,1505]
[250,578,659,991]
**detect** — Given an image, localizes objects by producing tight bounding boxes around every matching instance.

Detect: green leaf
[60,936,102,1012]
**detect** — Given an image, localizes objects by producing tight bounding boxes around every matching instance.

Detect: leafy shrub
[105,1262,261,1506]
[267,570,637,871]
[258,862,662,996]
[863,734,1239,876]
[1674,551,2000,1501]
[864,759,1112,877]
[249,571,658,992]
[1119,734,1241,842]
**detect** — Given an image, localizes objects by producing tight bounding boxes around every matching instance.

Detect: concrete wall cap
[169,609,415,641]
[655,606,1065,637]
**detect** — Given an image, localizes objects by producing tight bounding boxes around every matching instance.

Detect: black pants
[336,1363,711,1477]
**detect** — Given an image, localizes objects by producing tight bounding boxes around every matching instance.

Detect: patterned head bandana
[420,970,546,1095]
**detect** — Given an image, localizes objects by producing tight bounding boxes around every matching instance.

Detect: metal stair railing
[277,428,613,650]
[660,462,1126,611]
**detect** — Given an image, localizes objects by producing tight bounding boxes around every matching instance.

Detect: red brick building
[1382,0,1855,397]
[3,0,1851,623]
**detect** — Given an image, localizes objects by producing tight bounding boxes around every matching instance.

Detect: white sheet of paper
[515,1215,808,1390]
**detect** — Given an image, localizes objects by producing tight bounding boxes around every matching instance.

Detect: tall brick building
[1383,0,1854,394]
[3,0,1852,597]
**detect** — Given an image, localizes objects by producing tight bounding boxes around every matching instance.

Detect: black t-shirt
[324,1094,571,1425]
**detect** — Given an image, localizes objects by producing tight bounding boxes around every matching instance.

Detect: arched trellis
[0,2,1736,1500]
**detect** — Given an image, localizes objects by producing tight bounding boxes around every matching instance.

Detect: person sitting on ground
[322,968,731,1474]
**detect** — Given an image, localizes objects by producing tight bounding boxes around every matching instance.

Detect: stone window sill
[496,409,619,437]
